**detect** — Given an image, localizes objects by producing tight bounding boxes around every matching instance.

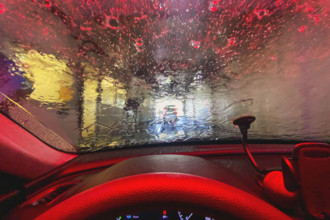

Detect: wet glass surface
[0,0,329,152]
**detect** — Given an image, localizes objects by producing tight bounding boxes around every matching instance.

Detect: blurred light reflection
[81,78,98,138]
[12,50,74,104]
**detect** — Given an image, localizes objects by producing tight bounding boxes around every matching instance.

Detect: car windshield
[0,0,329,153]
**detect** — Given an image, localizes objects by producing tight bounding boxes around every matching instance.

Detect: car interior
[0,0,329,219]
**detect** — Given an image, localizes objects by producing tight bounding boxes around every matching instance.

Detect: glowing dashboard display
[116,210,215,220]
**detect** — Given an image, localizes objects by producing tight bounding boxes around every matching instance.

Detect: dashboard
[3,144,297,220]
[1,110,329,219]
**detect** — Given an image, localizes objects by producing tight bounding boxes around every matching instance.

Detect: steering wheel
[36,172,292,220]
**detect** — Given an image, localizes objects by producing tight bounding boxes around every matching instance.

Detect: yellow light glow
[101,76,126,107]
[13,50,74,103]
[82,78,98,138]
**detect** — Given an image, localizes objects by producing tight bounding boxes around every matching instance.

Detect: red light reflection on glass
[136,39,143,47]
[314,15,320,23]
[299,25,307,33]
[0,4,6,14]
[209,0,218,12]
[44,0,51,8]
[228,37,235,45]
[107,16,119,30]
[135,38,143,52]
[254,9,268,20]
[80,26,92,31]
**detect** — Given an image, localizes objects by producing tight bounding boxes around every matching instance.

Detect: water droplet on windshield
[299,25,307,33]
[106,16,119,30]
[191,40,200,49]
[135,38,144,51]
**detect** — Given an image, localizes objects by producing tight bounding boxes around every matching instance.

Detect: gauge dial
[177,211,193,220]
